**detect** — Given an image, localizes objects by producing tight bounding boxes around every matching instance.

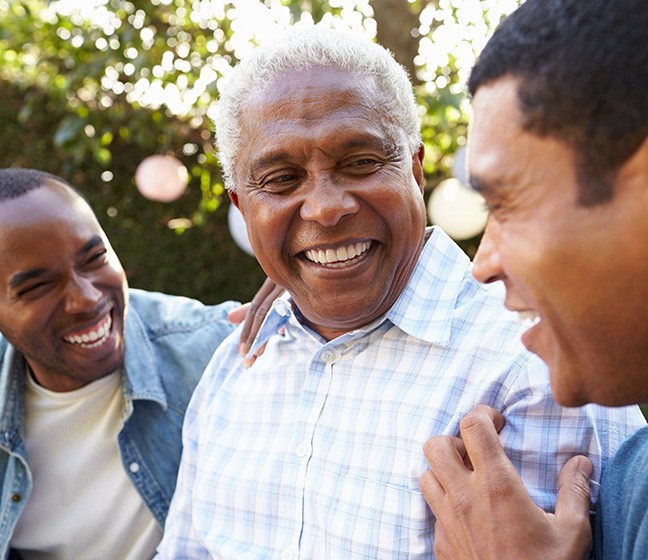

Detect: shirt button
[275,300,290,317]
[11,493,21,503]
[321,351,334,363]
[280,549,294,560]
[129,462,140,473]
[295,442,309,458]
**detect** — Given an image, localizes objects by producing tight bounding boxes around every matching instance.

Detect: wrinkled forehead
[242,66,381,121]
[257,64,374,94]
[241,67,397,143]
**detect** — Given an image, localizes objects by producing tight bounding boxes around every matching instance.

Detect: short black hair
[0,168,77,203]
[468,0,648,205]
[0,167,72,202]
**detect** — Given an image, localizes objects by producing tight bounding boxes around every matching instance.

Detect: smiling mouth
[63,314,113,349]
[517,310,540,328]
[304,240,372,268]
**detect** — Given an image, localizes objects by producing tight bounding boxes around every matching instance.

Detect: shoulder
[604,425,648,484]
[124,289,240,382]
[595,425,648,559]
[128,288,239,335]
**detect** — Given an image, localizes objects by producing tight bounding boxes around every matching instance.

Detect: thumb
[555,455,592,527]
[227,303,250,325]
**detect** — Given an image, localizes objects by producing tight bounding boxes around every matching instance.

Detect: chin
[548,368,590,407]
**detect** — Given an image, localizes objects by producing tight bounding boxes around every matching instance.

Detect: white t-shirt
[11,370,162,559]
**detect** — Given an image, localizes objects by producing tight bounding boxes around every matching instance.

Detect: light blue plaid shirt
[157,227,645,559]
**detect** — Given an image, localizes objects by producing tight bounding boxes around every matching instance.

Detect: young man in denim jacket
[0,168,276,559]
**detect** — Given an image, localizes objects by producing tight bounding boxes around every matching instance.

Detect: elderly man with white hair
[156,24,645,559]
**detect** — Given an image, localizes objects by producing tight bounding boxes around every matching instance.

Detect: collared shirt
[157,228,646,559]
[0,289,237,559]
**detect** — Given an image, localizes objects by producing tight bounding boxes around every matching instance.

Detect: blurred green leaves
[0,0,520,229]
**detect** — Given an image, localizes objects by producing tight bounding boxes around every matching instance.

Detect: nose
[64,274,102,314]
[472,219,505,284]
[299,173,360,227]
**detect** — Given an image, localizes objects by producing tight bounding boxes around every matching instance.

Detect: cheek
[0,313,44,348]
[100,265,128,291]
[245,198,295,243]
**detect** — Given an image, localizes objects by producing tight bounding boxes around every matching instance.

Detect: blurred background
[0,0,520,304]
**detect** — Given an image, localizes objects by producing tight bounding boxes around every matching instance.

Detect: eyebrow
[8,235,104,290]
[250,153,293,176]
[249,136,395,173]
[9,268,48,290]
[79,235,104,256]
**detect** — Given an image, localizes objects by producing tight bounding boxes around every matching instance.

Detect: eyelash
[88,249,107,262]
[17,282,48,297]
[15,250,108,298]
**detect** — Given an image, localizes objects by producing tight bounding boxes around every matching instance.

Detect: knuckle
[256,303,271,315]
[422,435,442,455]
[444,491,473,519]
[459,412,484,434]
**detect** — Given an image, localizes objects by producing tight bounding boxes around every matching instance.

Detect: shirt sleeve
[497,354,646,514]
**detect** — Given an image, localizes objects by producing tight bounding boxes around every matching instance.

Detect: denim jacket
[0,289,237,558]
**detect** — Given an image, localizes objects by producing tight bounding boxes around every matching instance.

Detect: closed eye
[341,158,381,176]
[262,172,304,193]
[84,249,108,267]
[16,281,51,298]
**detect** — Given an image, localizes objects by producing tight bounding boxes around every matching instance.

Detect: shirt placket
[282,343,340,560]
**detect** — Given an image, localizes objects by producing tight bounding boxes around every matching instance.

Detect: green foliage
[0,0,511,301]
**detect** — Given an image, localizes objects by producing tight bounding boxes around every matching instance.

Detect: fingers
[242,341,267,368]
[238,303,258,354]
[423,435,467,471]
[555,455,592,529]
[457,405,508,472]
[227,303,250,325]
[420,435,469,501]
[540,455,593,558]
[240,302,271,354]
[421,406,511,502]
[239,277,285,354]
[419,463,445,504]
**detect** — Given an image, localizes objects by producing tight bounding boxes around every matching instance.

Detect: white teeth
[64,314,112,348]
[305,241,371,267]
[518,311,540,328]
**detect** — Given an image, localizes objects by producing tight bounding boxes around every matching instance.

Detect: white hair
[214,24,422,192]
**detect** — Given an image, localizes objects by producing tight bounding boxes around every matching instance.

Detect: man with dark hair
[420,0,648,558]
[0,168,277,558]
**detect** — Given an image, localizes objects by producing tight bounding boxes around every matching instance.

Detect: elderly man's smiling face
[230,66,426,340]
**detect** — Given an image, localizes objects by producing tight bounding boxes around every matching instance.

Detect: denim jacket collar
[0,344,25,452]
[122,303,167,412]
